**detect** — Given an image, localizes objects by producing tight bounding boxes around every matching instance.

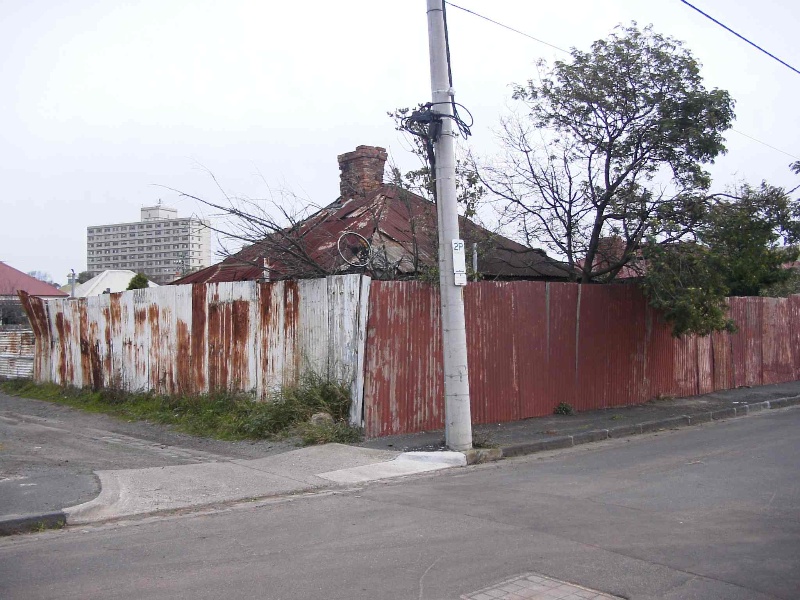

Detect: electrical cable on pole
[426,0,473,451]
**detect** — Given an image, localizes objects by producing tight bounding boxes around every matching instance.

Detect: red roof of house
[174,184,574,285]
[0,262,69,297]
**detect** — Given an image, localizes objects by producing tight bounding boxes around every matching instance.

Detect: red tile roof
[0,262,69,297]
[174,184,574,285]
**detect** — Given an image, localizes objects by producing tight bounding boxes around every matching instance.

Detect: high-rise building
[86,205,212,285]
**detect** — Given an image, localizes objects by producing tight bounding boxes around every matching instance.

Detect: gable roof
[74,270,159,297]
[174,184,573,285]
[0,262,69,298]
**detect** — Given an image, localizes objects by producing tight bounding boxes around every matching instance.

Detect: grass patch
[0,373,362,445]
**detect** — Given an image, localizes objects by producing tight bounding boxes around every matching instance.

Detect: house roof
[0,262,69,298]
[74,270,158,297]
[174,184,573,285]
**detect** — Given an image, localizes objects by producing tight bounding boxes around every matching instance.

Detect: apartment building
[86,205,212,285]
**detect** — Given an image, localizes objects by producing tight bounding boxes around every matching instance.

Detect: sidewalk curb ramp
[4,397,798,535]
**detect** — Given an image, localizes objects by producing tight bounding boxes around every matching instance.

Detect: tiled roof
[174,184,574,285]
[0,262,69,297]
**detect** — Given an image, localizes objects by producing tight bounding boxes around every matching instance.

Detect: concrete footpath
[0,438,465,534]
[3,380,800,535]
[361,381,800,462]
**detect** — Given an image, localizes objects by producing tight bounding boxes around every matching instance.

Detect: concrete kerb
[6,398,799,532]
[461,395,800,465]
[0,512,67,536]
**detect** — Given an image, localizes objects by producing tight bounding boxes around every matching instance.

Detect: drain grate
[462,572,623,600]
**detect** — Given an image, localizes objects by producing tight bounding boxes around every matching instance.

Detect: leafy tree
[76,271,93,284]
[478,24,735,284]
[640,242,733,336]
[127,273,150,290]
[701,183,799,296]
[641,182,800,335]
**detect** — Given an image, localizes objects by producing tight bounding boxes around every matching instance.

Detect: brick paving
[462,573,622,600]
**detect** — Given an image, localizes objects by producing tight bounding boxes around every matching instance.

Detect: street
[1,407,798,600]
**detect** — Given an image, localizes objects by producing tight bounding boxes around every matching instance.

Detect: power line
[731,129,799,161]
[445,2,569,54]
[446,1,799,162]
[678,0,800,76]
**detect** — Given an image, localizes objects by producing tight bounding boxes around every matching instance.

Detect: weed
[609,414,624,420]
[0,373,356,445]
[649,393,675,403]
[472,432,499,449]
[553,402,575,416]
[295,421,362,446]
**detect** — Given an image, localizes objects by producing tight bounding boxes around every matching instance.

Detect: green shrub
[553,402,575,416]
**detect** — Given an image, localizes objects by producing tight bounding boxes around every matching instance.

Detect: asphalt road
[0,393,297,517]
[1,407,798,600]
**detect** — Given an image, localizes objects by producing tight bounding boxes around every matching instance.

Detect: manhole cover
[461,572,623,600]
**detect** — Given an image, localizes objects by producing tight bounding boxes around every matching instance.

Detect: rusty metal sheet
[363,281,443,437]
[0,330,35,379]
[729,297,763,387]
[761,297,794,385]
[465,282,520,424]
[711,330,733,391]
[548,283,581,414]
[574,284,614,410]
[789,295,800,379]
[18,277,368,426]
[511,280,552,419]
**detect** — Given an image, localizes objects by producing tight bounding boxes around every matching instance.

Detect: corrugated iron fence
[18,277,800,438]
[19,275,370,424]
[0,329,35,379]
[363,281,800,437]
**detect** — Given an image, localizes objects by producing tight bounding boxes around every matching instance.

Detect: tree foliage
[641,182,800,335]
[127,273,150,290]
[76,271,93,284]
[479,24,735,284]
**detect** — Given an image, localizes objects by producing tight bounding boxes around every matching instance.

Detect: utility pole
[426,0,473,451]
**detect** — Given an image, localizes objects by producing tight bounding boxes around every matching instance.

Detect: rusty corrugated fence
[19,277,800,438]
[0,329,35,379]
[19,276,370,424]
[363,281,800,437]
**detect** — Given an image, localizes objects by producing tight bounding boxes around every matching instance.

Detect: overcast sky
[2,0,798,284]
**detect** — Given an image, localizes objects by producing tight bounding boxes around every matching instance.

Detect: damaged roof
[174,184,573,285]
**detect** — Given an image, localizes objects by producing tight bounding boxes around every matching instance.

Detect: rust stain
[191,284,207,393]
[259,282,274,397]
[176,320,191,394]
[231,299,250,391]
[207,301,222,392]
[148,303,160,391]
[88,319,104,391]
[78,301,93,388]
[54,312,68,384]
[284,280,300,378]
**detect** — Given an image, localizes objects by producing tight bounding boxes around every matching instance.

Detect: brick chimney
[338,145,387,200]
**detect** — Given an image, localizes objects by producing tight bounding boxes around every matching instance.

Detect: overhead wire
[445,2,569,54]
[441,0,472,138]
[678,0,800,77]
[444,1,799,163]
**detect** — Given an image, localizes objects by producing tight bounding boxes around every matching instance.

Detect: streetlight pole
[426,0,473,451]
